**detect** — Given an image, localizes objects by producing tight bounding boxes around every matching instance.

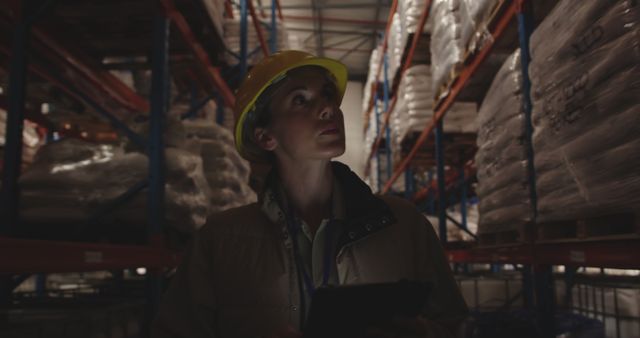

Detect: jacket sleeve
[417,217,469,338]
[152,229,217,338]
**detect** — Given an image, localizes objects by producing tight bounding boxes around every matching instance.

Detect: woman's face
[256,66,346,161]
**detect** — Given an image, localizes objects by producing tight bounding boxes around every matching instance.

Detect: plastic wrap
[430,0,465,97]
[389,65,477,156]
[475,49,532,234]
[183,118,257,211]
[459,0,499,52]
[20,141,211,233]
[387,12,404,81]
[530,0,640,222]
[362,46,382,114]
[20,115,257,236]
[400,0,431,34]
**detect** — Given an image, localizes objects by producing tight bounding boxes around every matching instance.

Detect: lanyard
[286,204,334,298]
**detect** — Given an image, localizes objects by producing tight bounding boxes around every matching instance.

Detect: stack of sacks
[19,107,256,236]
[430,0,465,98]
[387,12,404,81]
[362,46,382,116]
[397,0,431,66]
[530,0,640,222]
[19,138,211,234]
[0,108,42,171]
[475,49,532,235]
[182,117,256,212]
[363,100,385,163]
[390,64,477,155]
[459,0,499,53]
[400,0,431,35]
[224,18,290,66]
[201,0,225,38]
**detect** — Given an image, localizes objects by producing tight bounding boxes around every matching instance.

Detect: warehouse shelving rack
[362,0,640,337]
[0,0,276,335]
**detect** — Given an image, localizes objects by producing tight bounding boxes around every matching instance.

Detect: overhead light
[41,103,50,114]
[136,267,147,275]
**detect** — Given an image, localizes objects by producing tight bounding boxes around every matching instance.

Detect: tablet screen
[304,280,431,338]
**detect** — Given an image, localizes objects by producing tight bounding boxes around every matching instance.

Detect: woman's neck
[276,160,334,235]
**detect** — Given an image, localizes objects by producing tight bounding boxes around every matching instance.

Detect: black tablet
[303,280,431,338]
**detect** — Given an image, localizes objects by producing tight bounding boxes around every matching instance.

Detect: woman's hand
[364,316,430,338]
[267,325,303,338]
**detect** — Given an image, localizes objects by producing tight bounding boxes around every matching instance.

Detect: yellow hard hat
[233,50,348,162]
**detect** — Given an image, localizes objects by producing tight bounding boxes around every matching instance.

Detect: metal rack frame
[0,0,262,334]
[361,0,640,336]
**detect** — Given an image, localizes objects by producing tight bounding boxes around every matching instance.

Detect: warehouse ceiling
[257,0,391,80]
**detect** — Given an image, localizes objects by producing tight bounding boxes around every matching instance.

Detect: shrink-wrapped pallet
[459,0,499,52]
[530,0,640,222]
[20,140,211,234]
[430,0,499,98]
[362,46,382,115]
[387,12,405,81]
[400,0,432,34]
[390,65,477,156]
[430,0,465,97]
[19,112,256,237]
[475,49,532,235]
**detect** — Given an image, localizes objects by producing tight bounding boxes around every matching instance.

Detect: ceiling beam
[257,2,390,10]
[370,0,383,50]
[338,35,372,61]
[287,27,373,36]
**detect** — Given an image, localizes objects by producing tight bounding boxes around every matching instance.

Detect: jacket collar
[331,162,397,248]
[259,161,397,248]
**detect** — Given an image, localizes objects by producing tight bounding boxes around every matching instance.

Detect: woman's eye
[292,94,307,105]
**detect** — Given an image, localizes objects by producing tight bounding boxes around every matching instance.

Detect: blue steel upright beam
[374,91,381,192]
[459,163,468,231]
[382,53,392,183]
[240,0,249,77]
[435,120,447,243]
[149,11,170,239]
[0,5,30,235]
[270,0,278,53]
[144,8,169,337]
[517,1,554,337]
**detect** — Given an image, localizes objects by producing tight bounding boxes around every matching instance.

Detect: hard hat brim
[234,56,348,162]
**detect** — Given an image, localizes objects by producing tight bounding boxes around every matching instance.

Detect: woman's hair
[242,65,335,162]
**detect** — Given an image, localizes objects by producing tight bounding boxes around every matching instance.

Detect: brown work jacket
[152,162,468,337]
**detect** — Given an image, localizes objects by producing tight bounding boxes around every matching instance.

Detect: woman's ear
[254,127,278,151]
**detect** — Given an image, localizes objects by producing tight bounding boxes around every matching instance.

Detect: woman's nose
[318,100,337,120]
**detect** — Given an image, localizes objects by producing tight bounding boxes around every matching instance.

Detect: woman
[152,50,468,338]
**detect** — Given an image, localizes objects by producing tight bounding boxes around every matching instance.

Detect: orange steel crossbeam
[161,0,236,107]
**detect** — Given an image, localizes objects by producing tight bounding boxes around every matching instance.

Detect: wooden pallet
[478,223,533,247]
[536,212,640,243]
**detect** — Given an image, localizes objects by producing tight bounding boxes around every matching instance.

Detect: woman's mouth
[320,125,340,135]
